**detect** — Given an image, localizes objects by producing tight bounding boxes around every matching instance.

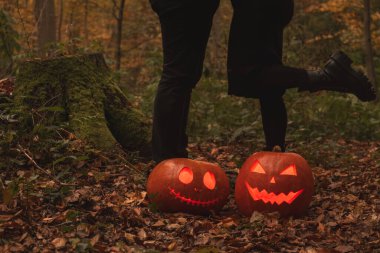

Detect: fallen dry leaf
[51,238,66,249]
[250,211,265,223]
[167,241,176,251]
[138,229,147,241]
[152,220,165,227]
[124,232,135,243]
[90,234,100,247]
[334,245,354,253]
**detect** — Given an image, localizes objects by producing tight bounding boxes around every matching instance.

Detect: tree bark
[113,0,126,72]
[84,0,89,44]
[207,6,225,77]
[14,53,150,153]
[57,0,63,41]
[363,0,377,96]
[34,0,57,55]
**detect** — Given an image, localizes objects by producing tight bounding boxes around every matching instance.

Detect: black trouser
[150,0,307,162]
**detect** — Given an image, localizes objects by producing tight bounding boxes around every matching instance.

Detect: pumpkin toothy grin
[168,187,219,206]
[245,182,303,205]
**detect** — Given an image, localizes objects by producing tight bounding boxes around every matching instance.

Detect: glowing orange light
[280,164,297,176]
[169,187,219,206]
[270,177,276,184]
[178,167,193,184]
[245,181,303,205]
[250,160,266,174]
[203,171,216,190]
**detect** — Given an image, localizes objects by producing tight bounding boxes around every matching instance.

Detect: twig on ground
[117,153,143,174]
[16,144,76,187]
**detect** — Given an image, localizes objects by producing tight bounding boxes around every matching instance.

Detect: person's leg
[260,92,288,152]
[151,0,220,163]
[243,56,377,102]
[228,0,292,151]
[179,91,191,151]
[228,0,376,151]
[228,0,376,101]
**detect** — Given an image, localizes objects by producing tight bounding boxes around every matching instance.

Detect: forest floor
[0,138,379,253]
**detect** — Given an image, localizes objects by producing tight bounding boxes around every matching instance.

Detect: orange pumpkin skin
[147,159,230,215]
[235,152,314,217]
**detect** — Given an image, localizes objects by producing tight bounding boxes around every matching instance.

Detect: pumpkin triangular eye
[203,171,216,190]
[179,167,193,184]
[280,165,297,176]
[250,160,266,174]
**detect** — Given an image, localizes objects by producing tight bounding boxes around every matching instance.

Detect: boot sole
[328,51,377,102]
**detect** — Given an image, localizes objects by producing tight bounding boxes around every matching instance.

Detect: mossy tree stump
[14,53,150,153]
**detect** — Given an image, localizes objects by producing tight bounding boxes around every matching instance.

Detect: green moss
[14,54,150,152]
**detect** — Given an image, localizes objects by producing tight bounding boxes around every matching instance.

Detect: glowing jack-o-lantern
[235,152,314,217]
[147,158,230,215]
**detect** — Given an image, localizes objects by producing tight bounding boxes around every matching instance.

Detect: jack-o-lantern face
[147,159,230,215]
[235,152,314,217]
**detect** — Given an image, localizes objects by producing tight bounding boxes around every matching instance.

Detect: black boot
[300,51,377,102]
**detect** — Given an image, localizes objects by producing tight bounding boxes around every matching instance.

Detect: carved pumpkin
[147,158,230,215]
[235,152,314,217]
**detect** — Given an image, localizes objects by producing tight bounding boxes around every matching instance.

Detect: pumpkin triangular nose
[270,177,276,184]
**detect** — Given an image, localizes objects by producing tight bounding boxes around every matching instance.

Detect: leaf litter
[0,139,379,252]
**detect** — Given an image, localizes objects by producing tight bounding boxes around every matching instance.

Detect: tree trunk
[84,0,89,44]
[363,0,377,96]
[113,0,126,72]
[57,0,63,41]
[207,5,226,77]
[34,0,57,55]
[14,53,150,153]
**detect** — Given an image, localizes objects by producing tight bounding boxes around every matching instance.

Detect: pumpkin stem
[272,146,282,152]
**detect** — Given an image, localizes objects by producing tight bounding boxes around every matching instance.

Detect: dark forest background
[1,0,379,144]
